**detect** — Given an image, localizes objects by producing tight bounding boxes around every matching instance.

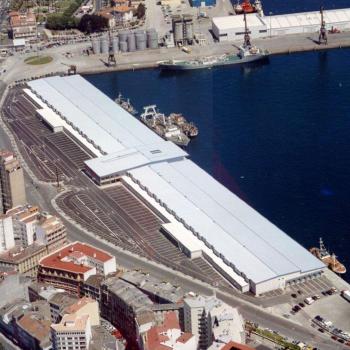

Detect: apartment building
[0,214,15,252]
[51,314,92,350]
[0,150,26,213]
[38,242,117,295]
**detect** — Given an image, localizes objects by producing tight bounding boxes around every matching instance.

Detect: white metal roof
[267,8,350,29]
[129,159,325,284]
[85,141,187,177]
[27,75,325,286]
[28,75,167,154]
[213,14,265,31]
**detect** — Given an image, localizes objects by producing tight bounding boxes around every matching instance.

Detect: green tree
[78,14,108,33]
[136,3,145,19]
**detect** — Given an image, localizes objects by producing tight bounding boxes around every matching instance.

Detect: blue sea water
[85,1,350,282]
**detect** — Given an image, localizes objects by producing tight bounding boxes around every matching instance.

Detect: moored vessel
[234,0,263,15]
[310,237,346,274]
[115,93,138,116]
[140,105,191,147]
[159,12,268,71]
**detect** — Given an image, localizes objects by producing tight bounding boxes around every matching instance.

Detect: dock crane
[319,6,328,45]
[107,30,117,67]
[61,63,77,75]
[243,11,251,48]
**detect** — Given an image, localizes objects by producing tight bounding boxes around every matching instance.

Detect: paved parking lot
[306,294,350,332]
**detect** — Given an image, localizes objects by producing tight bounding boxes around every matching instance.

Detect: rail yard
[3,86,233,291]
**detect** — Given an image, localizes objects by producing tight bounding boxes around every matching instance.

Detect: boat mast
[243,11,251,48]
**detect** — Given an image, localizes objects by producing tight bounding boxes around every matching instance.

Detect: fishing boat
[115,93,138,115]
[234,0,263,14]
[141,105,190,147]
[310,238,346,274]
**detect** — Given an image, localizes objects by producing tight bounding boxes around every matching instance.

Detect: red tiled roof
[145,312,191,350]
[39,241,113,273]
[176,332,193,343]
[221,341,254,350]
[113,5,132,12]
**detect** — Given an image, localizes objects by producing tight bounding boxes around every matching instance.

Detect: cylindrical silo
[174,21,183,44]
[112,36,119,53]
[147,29,158,49]
[135,31,147,51]
[92,39,100,54]
[184,21,194,44]
[127,32,136,52]
[119,41,128,52]
[119,30,128,42]
[100,37,109,54]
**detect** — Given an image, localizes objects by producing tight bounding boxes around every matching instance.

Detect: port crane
[243,11,251,48]
[319,6,328,45]
[107,30,117,67]
[61,63,77,75]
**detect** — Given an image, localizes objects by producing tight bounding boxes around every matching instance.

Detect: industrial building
[212,8,350,41]
[26,75,326,296]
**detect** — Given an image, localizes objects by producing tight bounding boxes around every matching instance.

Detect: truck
[341,290,350,302]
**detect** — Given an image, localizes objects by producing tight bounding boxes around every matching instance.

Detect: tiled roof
[39,241,113,273]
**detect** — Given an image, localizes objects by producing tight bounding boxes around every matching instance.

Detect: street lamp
[269,11,273,38]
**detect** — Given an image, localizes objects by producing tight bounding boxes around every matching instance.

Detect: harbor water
[85,2,350,283]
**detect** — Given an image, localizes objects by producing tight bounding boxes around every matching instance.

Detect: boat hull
[310,247,347,274]
[159,53,268,71]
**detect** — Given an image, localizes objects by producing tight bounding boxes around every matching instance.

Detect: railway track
[1,87,235,290]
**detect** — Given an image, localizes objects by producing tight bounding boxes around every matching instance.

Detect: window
[235,31,251,35]
[259,29,267,33]
[219,33,227,37]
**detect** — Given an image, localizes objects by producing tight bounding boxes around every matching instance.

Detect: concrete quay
[1,31,350,83]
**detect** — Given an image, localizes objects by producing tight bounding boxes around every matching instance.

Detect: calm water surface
[85,1,350,281]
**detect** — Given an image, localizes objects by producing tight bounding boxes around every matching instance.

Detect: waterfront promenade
[1,31,350,82]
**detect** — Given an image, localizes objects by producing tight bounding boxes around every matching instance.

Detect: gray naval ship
[159,12,268,71]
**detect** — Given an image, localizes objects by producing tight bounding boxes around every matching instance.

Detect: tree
[78,14,108,33]
[136,3,145,19]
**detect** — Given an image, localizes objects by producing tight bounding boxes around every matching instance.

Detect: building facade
[0,243,48,277]
[38,242,117,295]
[0,214,15,252]
[51,314,92,350]
[101,277,155,349]
[0,150,26,213]
[9,11,37,39]
[7,205,40,247]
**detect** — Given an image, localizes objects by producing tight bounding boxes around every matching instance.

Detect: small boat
[115,93,138,116]
[169,113,199,138]
[310,237,346,274]
[234,0,263,14]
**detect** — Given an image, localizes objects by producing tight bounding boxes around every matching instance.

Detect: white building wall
[0,216,15,252]
[35,225,48,245]
[103,257,117,275]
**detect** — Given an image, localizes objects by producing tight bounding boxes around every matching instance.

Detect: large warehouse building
[26,75,325,295]
[212,8,350,41]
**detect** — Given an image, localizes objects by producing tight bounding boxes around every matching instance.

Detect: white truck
[341,290,350,302]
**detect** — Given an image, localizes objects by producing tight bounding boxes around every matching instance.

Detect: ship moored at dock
[140,105,191,147]
[310,237,346,274]
[160,12,268,71]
